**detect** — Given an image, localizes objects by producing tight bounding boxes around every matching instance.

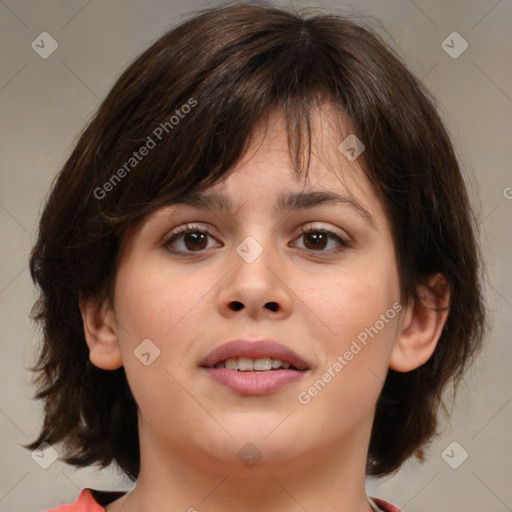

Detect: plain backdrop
[1,1,511,511]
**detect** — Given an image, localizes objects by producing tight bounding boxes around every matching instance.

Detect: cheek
[111,256,207,420]
[113,255,204,342]
[293,248,402,429]
[296,289,401,438]
[302,253,401,348]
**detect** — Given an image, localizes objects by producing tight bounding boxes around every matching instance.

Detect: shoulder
[44,488,127,512]
[369,496,403,512]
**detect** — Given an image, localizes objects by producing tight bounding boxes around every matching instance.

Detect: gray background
[1,0,511,511]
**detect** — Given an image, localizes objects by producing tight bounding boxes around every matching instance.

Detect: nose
[217,238,293,320]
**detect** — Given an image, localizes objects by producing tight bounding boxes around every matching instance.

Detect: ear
[79,295,123,370]
[389,273,450,372]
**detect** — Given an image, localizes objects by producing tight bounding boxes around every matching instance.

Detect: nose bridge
[233,232,277,291]
[218,230,292,318]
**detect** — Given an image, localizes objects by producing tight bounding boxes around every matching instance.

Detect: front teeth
[214,356,292,371]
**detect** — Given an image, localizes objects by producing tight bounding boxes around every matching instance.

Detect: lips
[199,339,310,395]
[199,339,309,371]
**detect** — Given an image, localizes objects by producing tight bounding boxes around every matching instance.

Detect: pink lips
[199,339,309,396]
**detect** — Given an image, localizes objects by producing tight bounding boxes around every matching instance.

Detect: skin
[81,108,449,512]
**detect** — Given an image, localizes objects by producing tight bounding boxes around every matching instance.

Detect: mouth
[209,356,300,371]
[199,338,309,371]
[199,339,309,395]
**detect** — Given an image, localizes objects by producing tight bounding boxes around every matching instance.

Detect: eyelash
[164,223,350,255]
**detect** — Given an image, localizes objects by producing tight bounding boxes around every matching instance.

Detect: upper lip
[199,339,309,371]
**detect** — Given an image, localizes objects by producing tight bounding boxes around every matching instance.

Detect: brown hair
[25,2,486,479]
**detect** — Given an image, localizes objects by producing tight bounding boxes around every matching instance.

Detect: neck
[111,416,375,512]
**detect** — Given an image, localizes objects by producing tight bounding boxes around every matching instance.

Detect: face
[106,110,407,475]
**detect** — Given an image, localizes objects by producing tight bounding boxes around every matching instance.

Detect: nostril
[228,301,278,312]
[230,301,244,311]
[265,301,278,312]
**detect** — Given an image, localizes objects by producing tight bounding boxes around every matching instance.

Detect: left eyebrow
[169,190,376,228]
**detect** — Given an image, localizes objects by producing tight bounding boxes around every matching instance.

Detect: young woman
[26,3,485,511]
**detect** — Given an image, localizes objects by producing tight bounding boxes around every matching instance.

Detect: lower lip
[202,367,307,395]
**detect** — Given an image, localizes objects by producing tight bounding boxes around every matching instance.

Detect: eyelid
[163,223,222,255]
[296,223,349,240]
[168,222,213,235]
[294,223,351,251]
[164,222,217,243]
[165,221,349,239]
[163,221,352,255]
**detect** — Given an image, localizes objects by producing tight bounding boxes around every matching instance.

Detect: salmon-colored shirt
[45,488,402,511]
[45,489,125,512]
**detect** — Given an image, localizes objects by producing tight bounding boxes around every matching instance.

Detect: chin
[211,427,312,468]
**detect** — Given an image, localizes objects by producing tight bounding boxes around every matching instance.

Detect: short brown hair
[25,2,486,479]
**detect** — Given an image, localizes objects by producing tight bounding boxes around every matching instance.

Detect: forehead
[169,109,379,219]
[126,107,389,244]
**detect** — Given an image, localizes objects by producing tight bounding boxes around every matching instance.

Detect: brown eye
[302,232,329,250]
[181,231,208,251]
[165,225,221,253]
[294,227,349,253]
